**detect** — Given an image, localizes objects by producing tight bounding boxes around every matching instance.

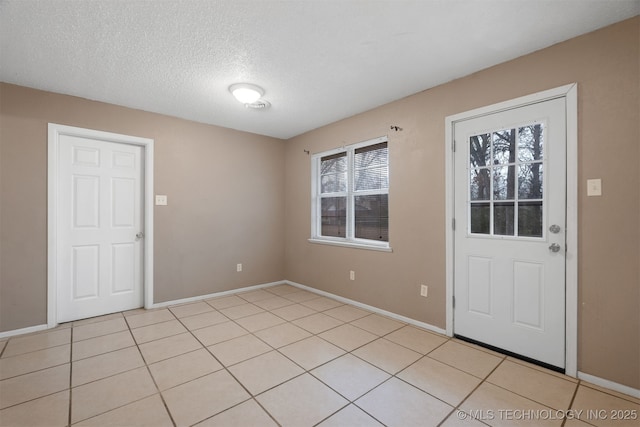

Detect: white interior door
[454,97,566,369]
[57,134,144,322]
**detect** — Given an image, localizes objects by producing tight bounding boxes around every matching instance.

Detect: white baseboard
[148,280,288,309]
[578,371,640,399]
[0,323,49,339]
[284,280,447,336]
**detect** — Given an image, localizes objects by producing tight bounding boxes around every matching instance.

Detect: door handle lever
[549,243,561,253]
[136,232,144,239]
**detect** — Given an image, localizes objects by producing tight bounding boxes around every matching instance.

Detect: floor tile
[397,356,482,406]
[125,309,175,329]
[138,332,202,364]
[74,394,173,427]
[208,334,272,366]
[0,344,70,380]
[292,312,344,334]
[317,404,384,426]
[264,284,299,296]
[2,329,70,358]
[578,381,640,404]
[0,341,5,354]
[191,321,248,346]
[162,370,250,426]
[257,373,348,427]
[237,289,276,303]
[301,296,344,311]
[73,318,128,342]
[169,301,214,318]
[280,336,345,370]
[319,324,377,351]
[353,338,422,374]
[180,310,229,331]
[72,312,123,327]
[205,295,246,310]
[570,384,640,427]
[229,350,304,395]
[440,410,491,427]
[72,330,135,361]
[312,354,390,401]
[0,390,69,427]
[219,303,265,320]
[130,319,187,344]
[0,364,69,409]
[350,313,405,336]
[252,296,295,310]
[235,311,286,332]
[195,399,278,427]
[324,305,370,322]
[282,290,321,303]
[355,377,453,427]
[254,322,312,348]
[428,340,503,378]
[487,360,577,409]
[460,382,562,427]
[271,303,317,321]
[71,367,157,424]
[384,325,448,354]
[148,348,222,391]
[72,346,144,387]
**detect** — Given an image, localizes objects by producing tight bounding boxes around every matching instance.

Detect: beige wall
[284,17,639,389]
[0,83,286,331]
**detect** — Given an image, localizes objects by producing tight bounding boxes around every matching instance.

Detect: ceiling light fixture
[229,83,264,105]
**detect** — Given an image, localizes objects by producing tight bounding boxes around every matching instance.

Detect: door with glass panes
[453,97,566,369]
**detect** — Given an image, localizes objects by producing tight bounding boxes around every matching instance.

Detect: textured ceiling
[1,0,638,139]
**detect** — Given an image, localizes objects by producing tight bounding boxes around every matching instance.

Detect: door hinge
[452,218,456,230]
[452,140,456,152]
[453,296,456,308]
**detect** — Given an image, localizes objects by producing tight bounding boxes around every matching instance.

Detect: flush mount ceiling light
[229,83,269,109]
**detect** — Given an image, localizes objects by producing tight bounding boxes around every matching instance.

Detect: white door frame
[47,123,155,327]
[444,84,578,377]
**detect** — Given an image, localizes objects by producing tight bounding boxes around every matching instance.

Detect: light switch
[155,195,168,205]
[587,179,602,197]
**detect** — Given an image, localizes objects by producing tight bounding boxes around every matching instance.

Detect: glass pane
[469,134,491,167]
[321,173,346,193]
[494,202,515,235]
[493,165,515,200]
[518,201,543,237]
[470,167,490,201]
[493,129,516,164]
[518,163,543,199]
[470,202,490,234]
[518,124,543,162]
[321,197,346,237]
[354,142,387,169]
[354,194,388,241]
[354,166,388,191]
[320,152,347,173]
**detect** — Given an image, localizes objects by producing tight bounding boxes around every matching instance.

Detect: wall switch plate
[349,270,355,281]
[420,285,428,297]
[155,195,168,205]
[587,179,602,196]
[237,263,242,272]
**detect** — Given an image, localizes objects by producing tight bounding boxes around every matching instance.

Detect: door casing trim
[47,123,155,327]
[444,84,578,377]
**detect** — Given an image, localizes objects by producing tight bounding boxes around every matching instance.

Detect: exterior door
[57,134,144,322]
[453,97,566,369]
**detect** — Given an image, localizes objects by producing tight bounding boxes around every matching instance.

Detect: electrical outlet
[237,263,242,272]
[155,195,168,205]
[420,285,428,297]
[350,270,355,281]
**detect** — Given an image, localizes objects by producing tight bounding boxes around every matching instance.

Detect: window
[310,136,390,251]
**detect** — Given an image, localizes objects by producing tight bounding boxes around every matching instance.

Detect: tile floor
[1,284,638,426]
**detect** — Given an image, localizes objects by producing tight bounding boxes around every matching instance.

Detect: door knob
[136,232,144,239]
[549,243,561,253]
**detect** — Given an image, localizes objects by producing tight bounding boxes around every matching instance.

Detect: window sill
[308,238,393,253]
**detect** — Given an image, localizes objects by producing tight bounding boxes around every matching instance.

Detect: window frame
[309,136,391,252]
